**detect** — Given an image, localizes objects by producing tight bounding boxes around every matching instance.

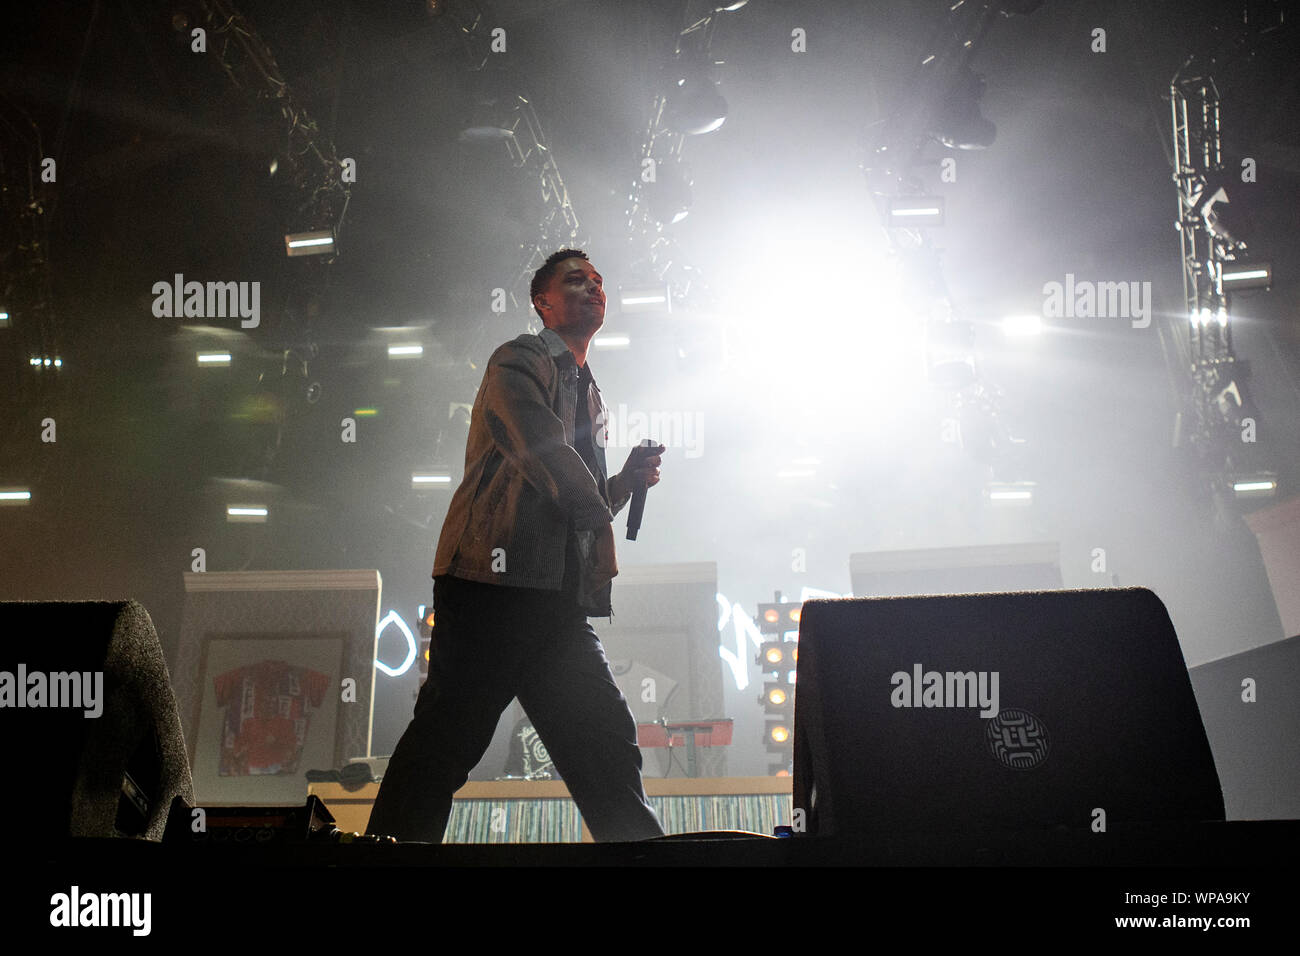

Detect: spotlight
[592,334,630,350]
[984,481,1036,505]
[647,162,693,225]
[887,196,944,227]
[928,66,996,149]
[457,92,517,143]
[0,488,33,506]
[226,505,269,523]
[766,721,792,746]
[618,285,671,313]
[284,229,336,257]
[387,344,424,359]
[1221,260,1272,291]
[1231,473,1278,498]
[196,352,232,366]
[0,310,9,328]
[1197,186,1250,244]
[757,602,802,634]
[663,68,728,135]
[759,642,788,668]
[1001,314,1043,337]
[411,472,452,489]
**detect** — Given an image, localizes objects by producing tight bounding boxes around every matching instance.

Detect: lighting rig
[1167,2,1285,508]
[755,596,800,775]
[620,1,749,315]
[859,1,1042,499]
[186,1,351,262]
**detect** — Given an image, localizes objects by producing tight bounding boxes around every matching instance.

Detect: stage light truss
[858,1,1030,479]
[1168,58,1273,499]
[622,2,738,312]
[489,94,589,317]
[195,0,351,251]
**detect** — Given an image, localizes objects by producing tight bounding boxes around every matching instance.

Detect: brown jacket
[432,326,632,617]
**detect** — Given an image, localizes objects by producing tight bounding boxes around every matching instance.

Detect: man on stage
[366,249,666,843]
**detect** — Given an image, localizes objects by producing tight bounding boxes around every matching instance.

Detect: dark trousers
[365,574,664,843]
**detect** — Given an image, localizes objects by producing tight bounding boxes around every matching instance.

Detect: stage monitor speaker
[1188,633,1300,820]
[792,587,1223,837]
[0,599,193,842]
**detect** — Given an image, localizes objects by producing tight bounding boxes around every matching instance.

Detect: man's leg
[366,576,526,842]
[516,602,665,843]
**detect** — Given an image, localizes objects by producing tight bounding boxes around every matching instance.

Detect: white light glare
[197,352,232,365]
[411,473,452,486]
[1002,314,1043,337]
[1233,479,1276,493]
[593,335,630,349]
[0,490,33,502]
[388,345,424,358]
[226,506,269,523]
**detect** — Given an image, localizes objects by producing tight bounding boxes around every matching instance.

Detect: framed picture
[190,632,346,804]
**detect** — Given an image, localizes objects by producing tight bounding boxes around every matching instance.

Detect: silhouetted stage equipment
[792,587,1224,837]
[0,600,193,843]
[1189,632,1300,820]
[160,794,394,845]
[636,718,734,778]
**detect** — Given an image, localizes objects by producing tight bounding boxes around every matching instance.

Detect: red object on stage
[636,719,733,748]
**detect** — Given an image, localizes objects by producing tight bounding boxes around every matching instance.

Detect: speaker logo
[986,708,1050,769]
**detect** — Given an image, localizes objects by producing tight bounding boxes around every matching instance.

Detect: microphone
[625,438,660,541]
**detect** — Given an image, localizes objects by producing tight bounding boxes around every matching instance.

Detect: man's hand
[617,442,665,493]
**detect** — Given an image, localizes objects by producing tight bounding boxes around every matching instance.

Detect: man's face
[536,257,605,335]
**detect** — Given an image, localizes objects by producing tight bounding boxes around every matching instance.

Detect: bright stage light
[197,352,232,366]
[1002,314,1043,336]
[387,344,424,358]
[1232,475,1277,497]
[284,230,335,257]
[888,196,944,226]
[1221,261,1272,290]
[985,482,1036,505]
[226,505,268,523]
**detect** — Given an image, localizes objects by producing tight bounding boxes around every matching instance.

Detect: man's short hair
[530,248,589,321]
